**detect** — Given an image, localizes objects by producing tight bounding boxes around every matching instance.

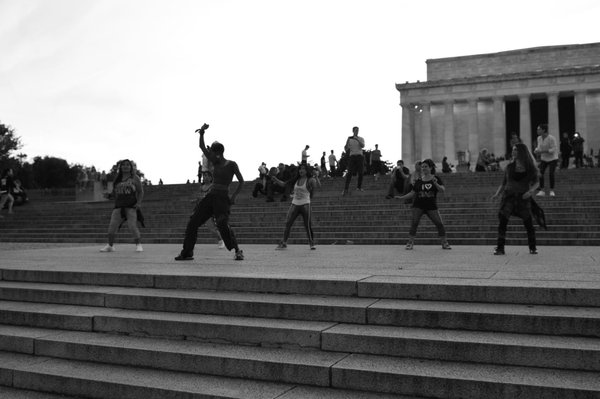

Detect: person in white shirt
[301,145,310,164]
[342,126,365,195]
[328,150,338,176]
[534,123,558,197]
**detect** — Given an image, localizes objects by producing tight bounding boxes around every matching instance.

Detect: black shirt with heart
[412,176,443,211]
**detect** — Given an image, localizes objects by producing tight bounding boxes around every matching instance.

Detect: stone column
[401,104,414,166]
[421,102,432,160]
[467,98,479,167]
[519,93,532,149]
[443,100,456,164]
[575,91,587,137]
[547,92,560,138]
[492,96,505,157]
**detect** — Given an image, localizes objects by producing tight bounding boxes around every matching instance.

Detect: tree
[31,156,79,189]
[0,122,23,170]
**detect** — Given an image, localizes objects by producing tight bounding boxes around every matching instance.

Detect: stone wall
[427,42,600,81]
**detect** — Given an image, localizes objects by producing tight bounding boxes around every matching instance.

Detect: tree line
[0,122,144,189]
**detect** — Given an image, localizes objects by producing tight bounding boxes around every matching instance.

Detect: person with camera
[571,132,585,168]
[175,123,245,261]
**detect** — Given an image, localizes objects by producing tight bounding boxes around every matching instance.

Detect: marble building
[396,42,600,167]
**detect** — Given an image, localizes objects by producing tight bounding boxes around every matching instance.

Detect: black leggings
[498,214,536,249]
[283,203,314,244]
[409,208,446,237]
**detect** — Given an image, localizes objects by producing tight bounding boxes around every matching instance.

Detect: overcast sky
[1,0,599,184]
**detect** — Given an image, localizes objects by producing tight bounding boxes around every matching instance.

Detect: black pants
[266,181,291,200]
[283,203,314,245]
[497,214,536,250]
[574,151,584,168]
[409,208,446,237]
[560,153,570,169]
[344,154,364,190]
[538,160,557,189]
[181,191,238,256]
[387,179,405,197]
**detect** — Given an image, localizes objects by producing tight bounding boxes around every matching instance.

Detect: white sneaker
[217,240,225,249]
[135,244,144,252]
[549,191,556,197]
[100,244,114,252]
[536,191,546,197]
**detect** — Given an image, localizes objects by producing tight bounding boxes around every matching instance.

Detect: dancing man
[175,123,244,261]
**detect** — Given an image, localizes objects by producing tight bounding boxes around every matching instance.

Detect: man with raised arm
[175,123,245,261]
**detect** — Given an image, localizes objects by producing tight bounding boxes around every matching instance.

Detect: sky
[1,0,599,184]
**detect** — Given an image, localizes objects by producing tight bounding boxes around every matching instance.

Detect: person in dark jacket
[491,143,540,255]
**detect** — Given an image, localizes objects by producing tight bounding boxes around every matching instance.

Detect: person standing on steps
[491,143,540,255]
[394,159,451,250]
[370,144,383,180]
[175,123,245,261]
[100,159,144,253]
[534,123,558,197]
[273,163,319,250]
[328,150,338,177]
[342,126,365,195]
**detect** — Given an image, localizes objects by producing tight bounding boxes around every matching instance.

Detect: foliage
[31,156,79,188]
[0,123,23,167]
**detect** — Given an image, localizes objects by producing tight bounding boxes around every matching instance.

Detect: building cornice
[396,65,600,92]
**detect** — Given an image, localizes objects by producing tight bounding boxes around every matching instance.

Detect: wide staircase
[1,168,600,246]
[0,250,599,398]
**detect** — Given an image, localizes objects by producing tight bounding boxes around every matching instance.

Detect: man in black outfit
[175,123,245,261]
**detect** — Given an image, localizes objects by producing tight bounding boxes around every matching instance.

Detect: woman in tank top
[100,159,144,253]
[272,163,320,250]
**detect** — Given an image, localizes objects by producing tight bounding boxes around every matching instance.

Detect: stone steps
[0,386,84,399]
[0,265,599,398]
[0,326,599,398]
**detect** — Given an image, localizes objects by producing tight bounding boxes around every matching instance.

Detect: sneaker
[275,241,287,250]
[356,188,364,192]
[549,191,556,197]
[536,191,546,197]
[341,189,349,196]
[135,244,143,252]
[174,253,194,261]
[442,242,452,250]
[310,244,316,250]
[234,250,244,260]
[493,247,505,255]
[529,248,538,255]
[405,241,414,250]
[100,244,114,252]
[217,240,225,249]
